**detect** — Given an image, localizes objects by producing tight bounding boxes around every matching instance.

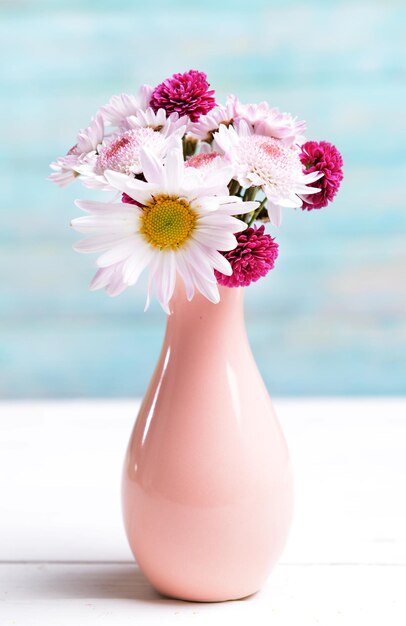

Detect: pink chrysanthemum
[95,127,166,175]
[149,70,216,122]
[300,141,343,210]
[215,225,278,288]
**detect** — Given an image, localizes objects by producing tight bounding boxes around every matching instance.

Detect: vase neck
[167,281,245,334]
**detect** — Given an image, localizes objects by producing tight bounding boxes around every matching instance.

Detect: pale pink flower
[233,98,270,125]
[95,127,168,176]
[187,95,238,141]
[48,114,104,188]
[124,107,188,138]
[99,85,153,127]
[233,98,306,146]
[213,120,322,226]
[48,155,83,188]
[254,109,306,146]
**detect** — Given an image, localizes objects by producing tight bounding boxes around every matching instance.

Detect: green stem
[247,197,267,226]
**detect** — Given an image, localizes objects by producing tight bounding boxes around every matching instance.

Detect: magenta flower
[215,225,279,288]
[300,141,343,210]
[149,70,216,122]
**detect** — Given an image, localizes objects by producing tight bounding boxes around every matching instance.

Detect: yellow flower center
[140,195,197,249]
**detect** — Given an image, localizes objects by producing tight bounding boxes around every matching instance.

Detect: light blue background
[1,0,405,398]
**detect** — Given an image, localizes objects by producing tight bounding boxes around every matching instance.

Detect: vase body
[122,283,293,602]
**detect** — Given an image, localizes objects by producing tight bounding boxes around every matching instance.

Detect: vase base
[153,584,260,603]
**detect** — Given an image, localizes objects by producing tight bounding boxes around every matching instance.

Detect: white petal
[193,196,220,214]
[71,214,137,235]
[150,253,176,313]
[104,170,159,204]
[189,266,220,304]
[218,199,259,215]
[198,214,245,233]
[73,234,129,253]
[192,182,230,199]
[182,242,218,282]
[106,272,127,296]
[160,251,177,311]
[144,254,160,312]
[79,174,114,191]
[200,245,233,276]
[122,244,154,285]
[96,237,138,267]
[266,201,282,227]
[140,147,165,185]
[192,228,237,251]
[164,140,184,191]
[74,199,136,215]
[89,266,115,290]
[174,251,195,301]
[303,170,324,183]
[237,118,253,137]
[298,184,323,195]
[198,164,234,190]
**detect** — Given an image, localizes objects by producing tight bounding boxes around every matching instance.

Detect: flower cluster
[50,69,343,311]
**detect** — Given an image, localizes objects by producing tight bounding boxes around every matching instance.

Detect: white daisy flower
[213,120,322,226]
[71,139,258,312]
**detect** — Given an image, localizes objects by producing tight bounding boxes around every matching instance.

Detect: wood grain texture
[2,563,405,625]
[0,398,405,623]
[1,399,405,564]
[1,1,405,397]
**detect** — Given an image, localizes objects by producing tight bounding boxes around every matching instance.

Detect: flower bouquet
[50,70,343,602]
[50,69,343,311]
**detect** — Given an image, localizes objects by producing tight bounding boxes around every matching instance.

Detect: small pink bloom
[254,109,306,146]
[187,95,237,140]
[99,86,153,127]
[215,225,278,287]
[48,115,105,188]
[149,70,216,122]
[95,127,166,175]
[300,141,343,210]
[232,98,306,146]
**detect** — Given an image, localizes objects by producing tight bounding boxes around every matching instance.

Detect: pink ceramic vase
[122,282,293,602]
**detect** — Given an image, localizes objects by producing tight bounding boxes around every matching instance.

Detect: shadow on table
[37,563,254,606]
[39,563,181,605]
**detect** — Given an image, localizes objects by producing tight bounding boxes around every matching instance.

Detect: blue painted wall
[1,0,405,398]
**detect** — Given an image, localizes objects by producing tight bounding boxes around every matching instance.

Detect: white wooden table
[1,399,405,624]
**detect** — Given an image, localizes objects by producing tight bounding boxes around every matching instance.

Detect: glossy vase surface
[122,283,293,602]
